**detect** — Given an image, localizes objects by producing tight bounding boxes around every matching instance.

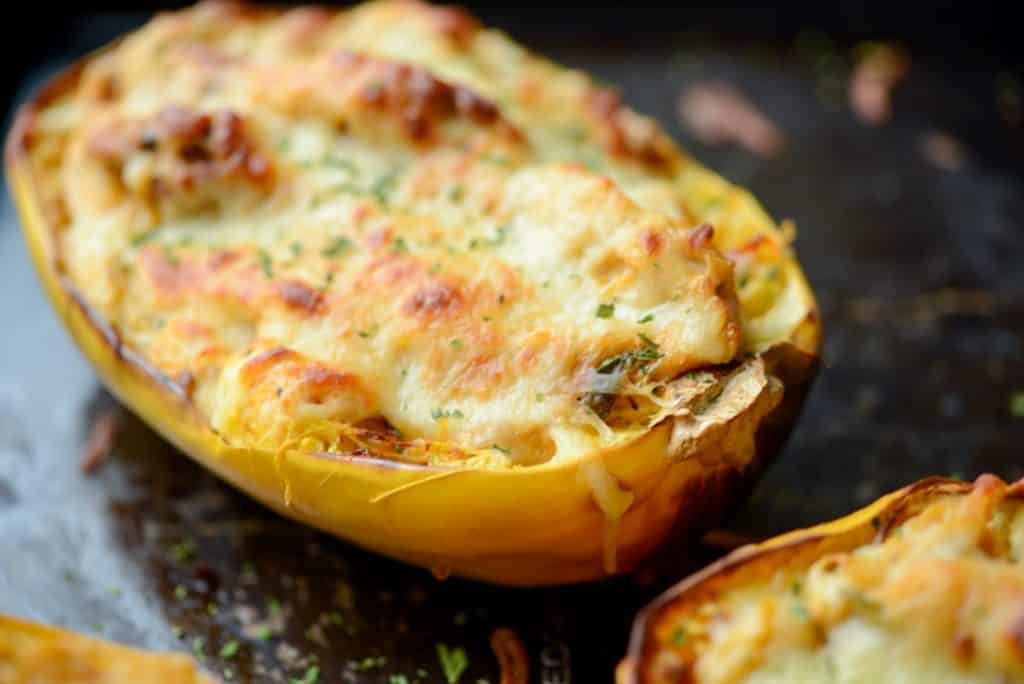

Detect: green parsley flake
[637,313,655,324]
[372,172,398,205]
[357,323,380,339]
[437,644,469,684]
[389,676,410,684]
[431,408,465,421]
[220,640,240,659]
[596,303,615,319]
[450,338,464,348]
[671,627,687,645]
[393,237,410,253]
[354,656,387,671]
[637,332,659,348]
[322,236,352,258]
[131,229,158,246]
[174,585,188,601]
[1010,391,1024,417]
[259,250,273,279]
[490,445,510,456]
[289,665,320,684]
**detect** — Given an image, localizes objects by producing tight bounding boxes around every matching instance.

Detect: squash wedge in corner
[0,614,215,683]
[619,475,1024,683]
[5,0,819,585]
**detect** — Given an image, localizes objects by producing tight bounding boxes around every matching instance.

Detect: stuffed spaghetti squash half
[620,475,1024,683]
[5,0,819,584]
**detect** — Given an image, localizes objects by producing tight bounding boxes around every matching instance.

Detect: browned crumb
[849,43,910,125]
[491,627,529,684]
[920,130,966,172]
[677,81,785,157]
[80,409,122,474]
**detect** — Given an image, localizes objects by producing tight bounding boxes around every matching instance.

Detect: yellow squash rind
[0,614,214,683]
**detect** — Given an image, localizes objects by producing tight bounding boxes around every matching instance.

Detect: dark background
[2,2,1023,683]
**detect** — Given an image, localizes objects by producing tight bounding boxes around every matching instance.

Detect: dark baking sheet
[2,11,1024,683]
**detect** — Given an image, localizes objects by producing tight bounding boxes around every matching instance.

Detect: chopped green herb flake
[372,172,398,205]
[192,637,205,658]
[449,185,464,202]
[490,445,510,456]
[637,332,659,348]
[172,625,184,640]
[254,626,272,641]
[289,664,320,684]
[268,597,282,616]
[1010,391,1024,417]
[220,640,240,659]
[638,313,655,324]
[174,584,188,601]
[131,229,158,247]
[430,262,442,275]
[393,237,410,253]
[596,303,615,319]
[357,323,380,339]
[437,644,469,684]
[322,236,352,258]
[389,676,410,684]
[354,656,387,671]
[671,627,687,645]
[431,408,465,421]
[791,581,803,596]
[259,250,273,279]
[450,338,464,348]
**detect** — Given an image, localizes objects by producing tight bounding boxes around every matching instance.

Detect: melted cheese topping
[647,476,1024,683]
[25,0,809,466]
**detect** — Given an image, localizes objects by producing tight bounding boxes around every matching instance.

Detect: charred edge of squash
[5,43,820,476]
[619,477,1024,684]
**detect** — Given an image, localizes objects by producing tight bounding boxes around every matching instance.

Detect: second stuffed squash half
[6,0,819,585]
[620,475,1024,683]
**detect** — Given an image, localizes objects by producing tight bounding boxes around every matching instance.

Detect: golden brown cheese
[21,0,810,467]
[0,615,214,684]
[628,476,1024,684]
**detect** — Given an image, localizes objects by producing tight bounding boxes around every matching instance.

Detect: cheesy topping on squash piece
[24,0,809,466]
[644,476,1024,684]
